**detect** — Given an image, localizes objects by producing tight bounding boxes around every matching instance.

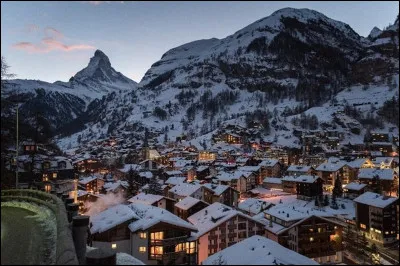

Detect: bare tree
[1,56,15,92]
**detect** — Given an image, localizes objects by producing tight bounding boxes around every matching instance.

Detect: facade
[354,192,399,246]
[174,196,209,221]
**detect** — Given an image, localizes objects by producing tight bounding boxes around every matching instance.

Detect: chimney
[72,215,90,265]
[67,203,79,223]
[65,198,74,211]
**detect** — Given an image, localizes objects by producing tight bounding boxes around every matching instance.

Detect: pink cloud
[12,38,95,53]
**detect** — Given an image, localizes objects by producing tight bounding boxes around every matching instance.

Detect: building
[263,177,283,190]
[128,192,176,213]
[198,151,216,161]
[282,175,323,201]
[174,196,209,221]
[357,168,398,196]
[371,131,390,142]
[202,184,239,207]
[259,159,281,180]
[78,175,101,194]
[202,235,318,265]
[90,203,198,265]
[353,192,399,246]
[286,165,314,177]
[187,202,266,264]
[315,158,346,191]
[343,182,368,199]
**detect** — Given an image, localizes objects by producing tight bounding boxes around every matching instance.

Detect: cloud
[81,1,124,5]
[13,26,95,53]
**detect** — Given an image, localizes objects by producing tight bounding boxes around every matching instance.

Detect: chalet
[286,165,314,176]
[174,196,209,221]
[342,158,374,185]
[196,165,211,181]
[73,158,103,173]
[187,203,266,264]
[262,177,283,190]
[222,132,243,144]
[202,184,239,207]
[357,168,398,196]
[371,131,390,142]
[128,192,176,213]
[259,159,281,180]
[215,171,247,193]
[354,192,399,246]
[370,142,394,156]
[78,175,101,193]
[315,158,346,191]
[371,157,395,169]
[167,183,214,203]
[343,182,368,199]
[140,159,159,172]
[281,175,323,201]
[102,180,129,194]
[238,165,262,185]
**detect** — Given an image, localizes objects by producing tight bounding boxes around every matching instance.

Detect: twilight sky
[1,1,398,83]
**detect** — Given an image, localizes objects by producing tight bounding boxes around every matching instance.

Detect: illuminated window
[53,173,57,178]
[45,184,51,192]
[140,232,147,239]
[111,243,117,249]
[185,242,196,254]
[151,232,164,240]
[309,228,314,232]
[150,246,163,256]
[334,226,338,229]
[310,237,314,242]
[139,247,146,253]
[175,243,184,252]
[360,224,367,229]
[318,228,322,233]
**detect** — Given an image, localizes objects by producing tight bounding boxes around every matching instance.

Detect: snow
[174,196,201,211]
[368,27,382,39]
[79,175,98,185]
[168,183,202,197]
[263,177,282,184]
[202,235,319,265]
[119,164,140,173]
[344,182,366,191]
[90,204,139,234]
[357,168,394,180]
[316,160,346,172]
[127,192,163,205]
[203,183,231,195]
[128,202,197,232]
[165,176,186,186]
[103,180,129,193]
[86,246,145,265]
[238,198,273,215]
[353,192,398,208]
[282,175,320,184]
[287,165,312,172]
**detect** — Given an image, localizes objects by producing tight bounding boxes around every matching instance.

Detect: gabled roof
[258,159,279,167]
[78,175,98,185]
[128,203,197,232]
[165,176,186,186]
[315,160,346,172]
[202,235,318,265]
[354,192,398,208]
[203,184,232,196]
[90,204,139,234]
[168,183,201,197]
[287,165,311,172]
[282,175,322,184]
[127,192,164,205]
[358,168,394,180]
[175,196,205,211]
[344,182,367,191]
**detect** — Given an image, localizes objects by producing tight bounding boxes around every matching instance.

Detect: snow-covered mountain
[1,50,137,134]
[55,8,399,151]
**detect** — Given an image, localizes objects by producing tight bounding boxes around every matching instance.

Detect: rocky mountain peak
[368,26,382,39]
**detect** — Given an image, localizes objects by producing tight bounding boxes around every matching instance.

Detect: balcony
[150,235,188,246]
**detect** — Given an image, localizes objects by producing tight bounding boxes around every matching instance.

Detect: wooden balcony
[150,235,188,246]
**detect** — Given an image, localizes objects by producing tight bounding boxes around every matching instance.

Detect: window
[140,232,147,239]
[150,246,163,256]
[111,243,117,249]
[53,173,57,178]
[309,228,314,232]
[175,243,184,252]
[151,232,164,240]
[185,242,196,254]
[238,223,246,230]
[360,223,367,229]
[139,247,146,253]
[318,228,322,233]
[310,237,314,242]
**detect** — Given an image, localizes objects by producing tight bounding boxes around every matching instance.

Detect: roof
[345,158,368,169]
[175,196,203,211]
[90,204,139,234]
[168,183,201,197]
[238,165,261,172]
[287,165,311,172]
[196,165,209,172]
[358,168,394,180]
[165,170,183,176]
[128,203,197,232]
[258,159,279,167]
[216,171,243,182]
[203,184,231,196]
[188,202,259,238]
[79,175,98,185]
[354,192,398,208]
[165,176,186,186]
[238,198,273,215]
[139,171,153,179]
[315,160,346,172]
[344,182,367,191]
[202,235,319,265]
[282,175,321,184]
[263,177,282,184]
[119,164,140,173]
[127,193,163,205]
[103,180,129,192]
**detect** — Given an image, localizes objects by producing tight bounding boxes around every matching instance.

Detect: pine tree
[126,167,139,199]
[323,194,329,206]
[333,177,343,197]
[331,194,339,209]
[148,175,163,195]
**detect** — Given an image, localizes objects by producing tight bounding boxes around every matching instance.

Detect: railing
[150,235,188,246]
[1,189,79,265]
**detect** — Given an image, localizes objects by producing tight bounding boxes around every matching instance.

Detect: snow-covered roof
[358,168,394,180]
[128,203,197,232]
[263,177,282,184]
[175,196,202,210]
[188,202,258,238]
[202,235,318,265]
[139,171,153,179]
[344,182,367,191]
[103,180,129,192]
[165,176,186,186]
[168,183,201,197]
[315,160,346,172]
[372,157,394,165]
[259,159,279,167]
[203,183,231,196]
[127,192,164,205]
[282,175,321,184]
[345,158,368,169]
[116,252,145,265]
[90,204,139,234]
[215,171,243,182]
[287,165,311,172]
[79,175,98,185]
[119,164,140,173]
[238,165,261,172]
[196,165,209,172]
[354,192,398,208]
[238,198,273,215]
[165,170,183,176]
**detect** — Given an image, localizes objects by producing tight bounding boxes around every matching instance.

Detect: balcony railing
[150,235,188,246]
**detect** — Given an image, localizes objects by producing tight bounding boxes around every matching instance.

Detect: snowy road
[1,207,46,265]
